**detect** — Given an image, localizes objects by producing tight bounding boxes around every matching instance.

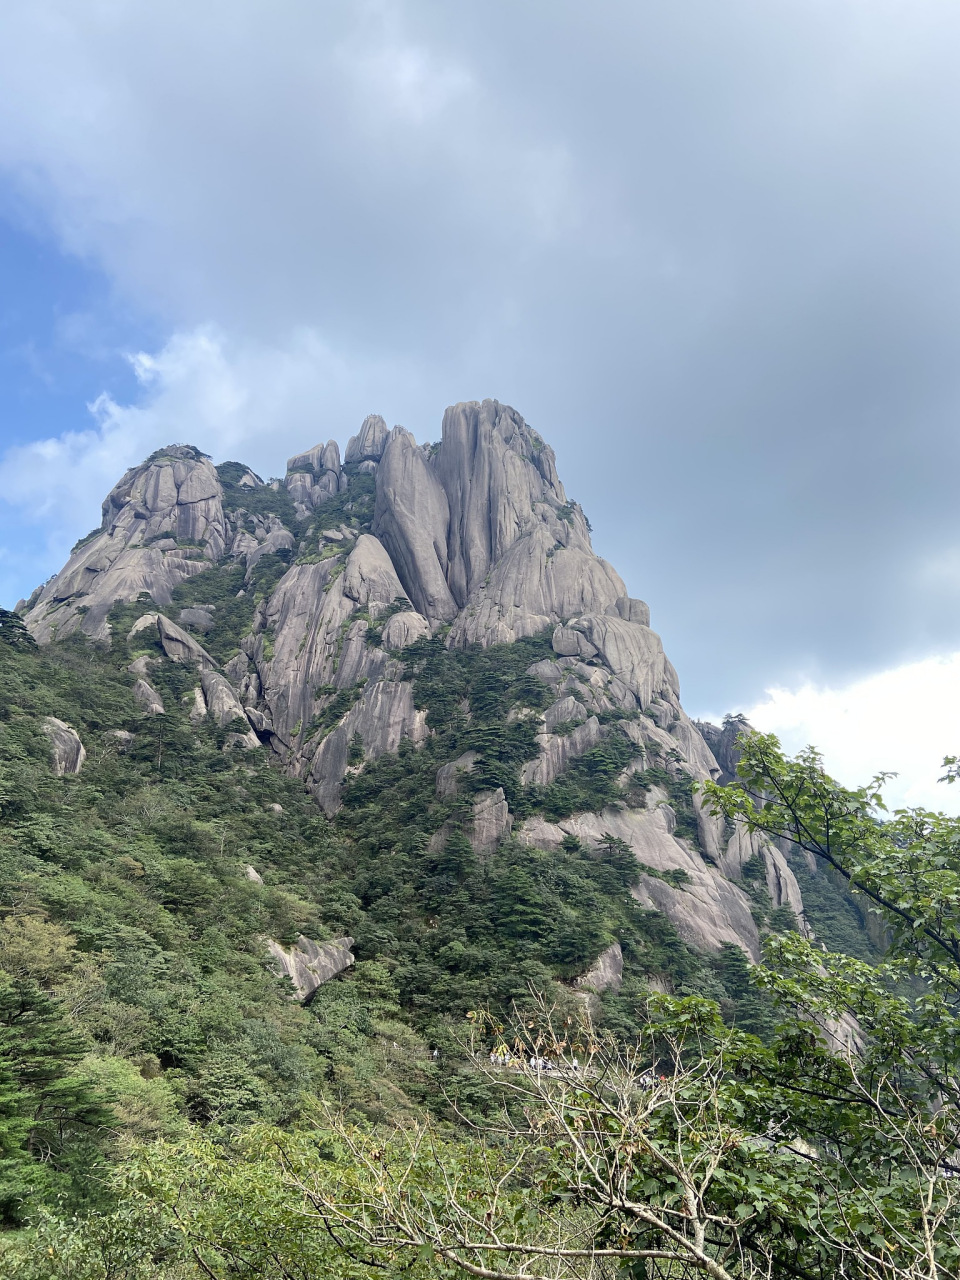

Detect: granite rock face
[25,447,227,643]
[41,717,86,776]
[22,399,809,969]
[575,942,624,995]
[264,935,355,1002]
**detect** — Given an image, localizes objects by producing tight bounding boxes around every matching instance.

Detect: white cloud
[0,324,428,600]
[709,654,960,814]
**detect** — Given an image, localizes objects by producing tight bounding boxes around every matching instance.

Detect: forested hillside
[1,403,907,1278]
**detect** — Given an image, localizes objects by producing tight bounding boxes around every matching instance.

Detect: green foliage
[0,609,36,652]
[215,463,299,525]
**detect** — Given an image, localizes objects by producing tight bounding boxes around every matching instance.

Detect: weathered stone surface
[342,534,406,609]
[200,670,249,728]
[373,427,457,622]
[245,864,264,884]
[518,797,760,960]
[285,441,344,514]
[566,614,678,709]
[695,717,749,785]
[246,536,409,747]
[552,626,598,659]
[719,821,807,927]
[179,607,215,632]
[470,788,512,854]
[187,686,207,723]
[436,399,567,605]
[157,616,218,667]
[245,707,274,736]
[245,526,296,573]
[132,679,165,715]
[128,613,218,668]
[544,695,588,732]
[25,446,226,643]
[307,681,429,814]
[446,526,626,648]
[103,729,134,751]
[41,717,85,776]
[521,716,601,787]
[437,750,479,798]
[345,414,389,464]
[575,942,623,995]
[264,934,355,1002]
[613,596,651,626]
[127,654,158,677]
[381,610,431,650]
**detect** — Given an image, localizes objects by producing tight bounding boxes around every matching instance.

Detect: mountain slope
[22,400,806,965]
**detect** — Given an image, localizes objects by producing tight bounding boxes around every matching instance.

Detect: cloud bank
[2,0,960,732]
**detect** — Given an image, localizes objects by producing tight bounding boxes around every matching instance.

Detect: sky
[1,0,960,808]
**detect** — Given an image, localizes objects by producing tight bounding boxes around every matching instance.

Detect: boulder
[103,729,134,751]
[200,670,249,728]
[381,610,431,650]
[41,717,86,776]
[132,679,165,715]
[614,596,651,626]
[552,626,598,660]
[544,696,588,733]
[179,607,215,632]
[129,613,217,668]
[264,935,355,1003]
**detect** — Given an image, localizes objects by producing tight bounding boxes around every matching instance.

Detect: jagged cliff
[21,400,805,964]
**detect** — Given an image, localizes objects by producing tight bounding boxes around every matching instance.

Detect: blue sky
[4,0,960,807]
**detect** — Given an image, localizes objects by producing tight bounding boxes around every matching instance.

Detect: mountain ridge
[18,399,808,964]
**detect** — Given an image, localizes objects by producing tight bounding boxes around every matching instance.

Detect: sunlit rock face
[23,400,806,961]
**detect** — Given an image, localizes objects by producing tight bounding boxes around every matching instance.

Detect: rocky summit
[21,399,807,963]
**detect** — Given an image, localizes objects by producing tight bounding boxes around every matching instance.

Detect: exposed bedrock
[518,792,761,960]
[41,717,86,776]
[25,447,227,643]
[373,426,457,623]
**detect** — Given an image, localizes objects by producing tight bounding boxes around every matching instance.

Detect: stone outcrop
[41,717,85,775]
[575,942,623,995]
[133,679,165,715]
[264,934,355,1002]
[307,681,428,814]
[24,446,226,643]
[373,427,457,622]
[518,789,763,961]
[521,716,602,788]
[381,610,430,650]
[345,414,389,466]
[129,613,217,668]
[285,441,344,517]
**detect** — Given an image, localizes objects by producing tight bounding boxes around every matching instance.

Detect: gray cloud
[1,0,960,709]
